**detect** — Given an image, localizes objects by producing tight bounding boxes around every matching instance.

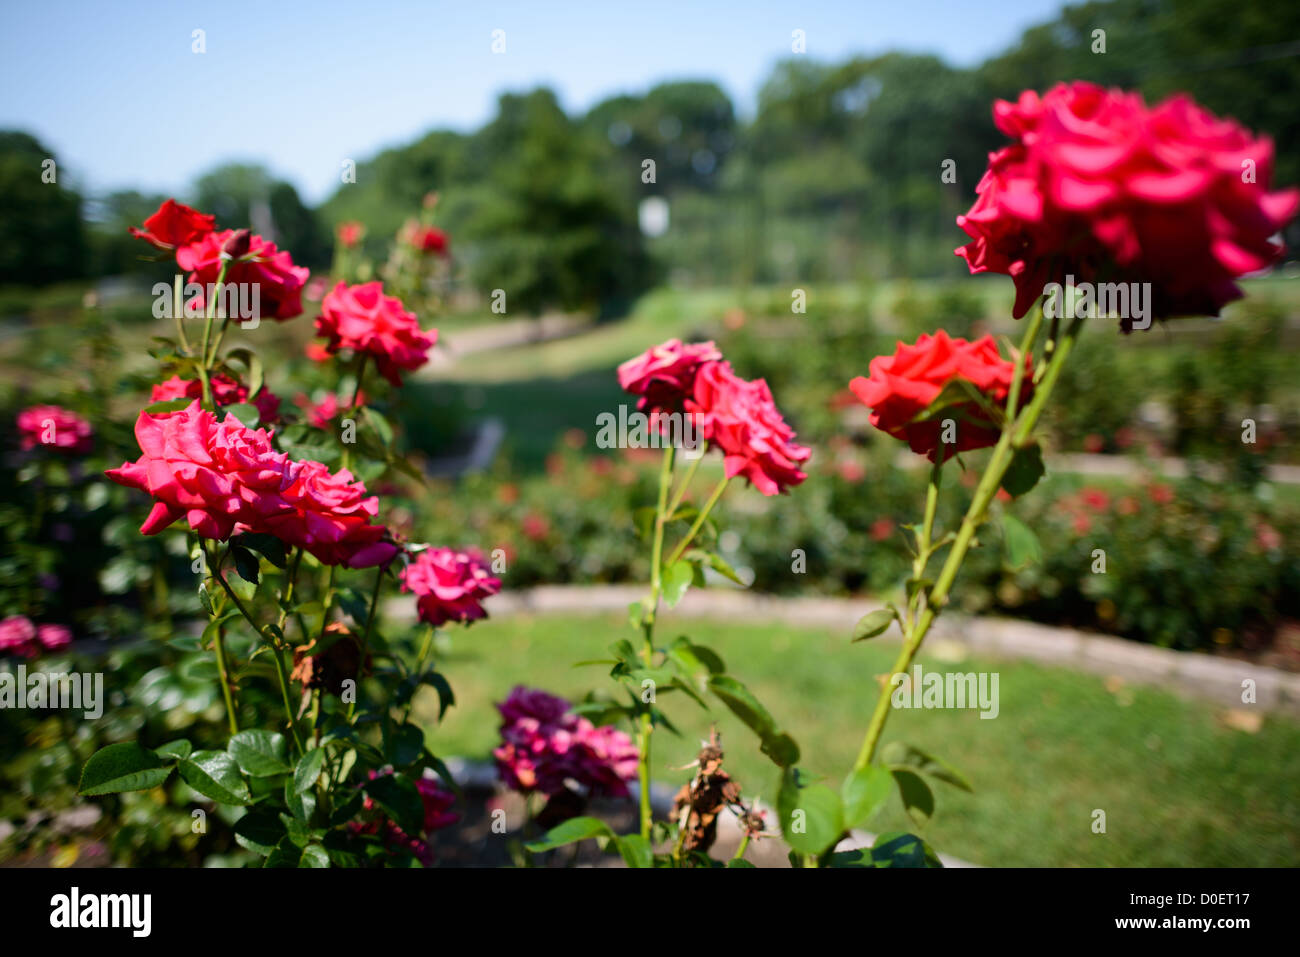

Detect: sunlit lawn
[417,612,1300,867]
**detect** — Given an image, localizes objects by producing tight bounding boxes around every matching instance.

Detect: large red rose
[105,401,290,540]
[177,229,310,321]
[129,199,216,250]
[263,459,397,569]
[849,330,1031,462]
[618,338,722,415]
[956,82,1300,323]
[686,361,811,496]
[314,281,435,386]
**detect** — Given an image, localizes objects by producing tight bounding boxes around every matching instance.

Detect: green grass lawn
[417,612,1300,867]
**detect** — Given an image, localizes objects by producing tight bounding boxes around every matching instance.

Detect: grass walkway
[419,613,1300,867]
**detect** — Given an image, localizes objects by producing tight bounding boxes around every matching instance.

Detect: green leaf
[627,601,644,629]
[228,730,292,777]
[179,751,251,805]
[299,844,330,868]
[891,770,935,828]
[880,741,973,792]
[364,774,423,835]
[225,347,264,399]
[198,580,215,616]
[524,816,613,853]
[708,675,800,766]
[841,765,893,829]
[1001,512,1042,570]
[871,831,943,868]
[852,607,897,642]
[667,636,726,677]
[615,834,654,869]
[662,560,694,608]
[727,858,756,868]
[78,743,173,796]
[223,402,260,428]
[286,777,318,823]
[386,722,426,768]
[293,748,325,796]
[361,407,394,448]
[420,672,455,722]
[683,548,745,586]
[230,545,260,586]
[233,809,286,857]
[154,739,192,762]
[777,769,844,856]
[232,532,287,569]
[143,397,193,415]
[1001,443,1045,498]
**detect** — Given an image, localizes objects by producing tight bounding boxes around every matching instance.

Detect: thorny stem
[851,308,1081,774]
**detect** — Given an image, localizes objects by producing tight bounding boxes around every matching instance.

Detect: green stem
[201,542,239,734]
[347,563,385,720]
[851,308,1070,772]
[664,451,703,519]
[636,445,676,840]
[196,260,231,411]
[664,476,729,568]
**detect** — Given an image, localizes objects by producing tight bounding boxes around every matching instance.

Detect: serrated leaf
[78,743,173,796]
[615,834,654,869]
[881,741,973,792]
[228,730,292,777]
[1001,512,1042,570]
[179,751,251,805]
[233,809,285,856]
[778,769,844,856]
[708,675,800,766]
[223,402,260,428]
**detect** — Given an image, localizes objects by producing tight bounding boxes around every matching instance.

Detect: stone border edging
[390,585,1300,717]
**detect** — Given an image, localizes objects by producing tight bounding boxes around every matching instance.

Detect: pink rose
[314,281,435,386]
[618,339,722,415]
[37,623,72,651]
[686,361,811,495]
[177,229,310,321]
[16,405,93,455]
[0,616,38,658]
[336,221,365,249]
[400,547,501,628]
[493,686,639,799]
[957,82,1300,323]
[402,222,449,256]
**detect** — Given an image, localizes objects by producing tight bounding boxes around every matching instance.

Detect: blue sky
[0,0,1066,203]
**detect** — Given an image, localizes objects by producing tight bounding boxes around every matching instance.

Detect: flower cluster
[152,374,281,423]
[618,339,811,495]
[400,547,502,627]
[956,81,1300,323]
[0,617,70,658]
[313,281,436,386]
[849,330,1031,461]
[493,686,639,799]
[131,199,310,321]
[16,405,93,455]
[106,401,396,568]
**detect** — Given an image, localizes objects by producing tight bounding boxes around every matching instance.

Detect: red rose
[400,547,502,627]
[336,221,364,249]
[107,401,394,567]
[314,281,435,386]
[129,199,216,251]
[618,338,722,415]
[849,330,1030,462]
[151,374,281,423]
[106,401,291,541]
[402,222,449,256]
[263,460,397,569]
[957,82,1299,323]
[16,405,93,455]
[687,361,811,496]
[176,229,310,321]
